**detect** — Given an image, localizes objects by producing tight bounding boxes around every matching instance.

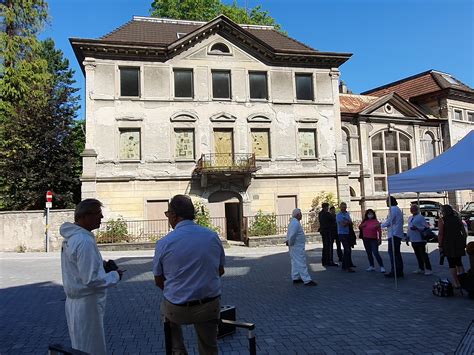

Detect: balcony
[194,153,260,187]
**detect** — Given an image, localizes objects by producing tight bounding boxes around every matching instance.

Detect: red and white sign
[46,191,53,203]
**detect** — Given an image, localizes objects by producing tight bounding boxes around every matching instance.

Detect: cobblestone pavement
[1,241,473,354]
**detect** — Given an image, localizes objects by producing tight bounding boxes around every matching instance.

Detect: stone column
[330,69,350,205]
[81,58,98,199]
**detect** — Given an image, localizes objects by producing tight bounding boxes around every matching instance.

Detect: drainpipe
[334,152,340,204]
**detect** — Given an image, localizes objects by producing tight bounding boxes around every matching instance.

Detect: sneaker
[366,266,375,272]
[412,269,424,274]
[304,280,318,286]
[380,267,386,273]
[424,270,433,276]
[292,279,304,284]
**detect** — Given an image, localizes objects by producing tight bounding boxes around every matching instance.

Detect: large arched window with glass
[371,130,412,192]
[422,131,436,162]
[341,128,351,162]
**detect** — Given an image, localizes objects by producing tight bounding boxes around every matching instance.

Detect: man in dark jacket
[319,203,338,267]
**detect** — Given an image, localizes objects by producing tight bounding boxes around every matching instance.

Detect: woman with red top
[359,209,385,273]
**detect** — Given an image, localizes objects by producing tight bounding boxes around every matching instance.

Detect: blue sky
[40,0,474,119]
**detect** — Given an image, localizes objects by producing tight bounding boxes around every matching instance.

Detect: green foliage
[0,0,82,210]
[310,191,338,232]
[150,0,283,32]
[248,210,277,236]
[311,191,338,212]
[96,218,129,244]
[193,200,220,233]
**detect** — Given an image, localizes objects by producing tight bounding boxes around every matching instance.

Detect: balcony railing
[195,153,260,174]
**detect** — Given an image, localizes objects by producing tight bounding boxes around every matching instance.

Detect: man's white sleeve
[76,239,119,289]
[287,220,297,246]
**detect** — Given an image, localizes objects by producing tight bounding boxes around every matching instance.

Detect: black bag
[432,278,454,297]
[420,227,436,242]
[349,226,357,247]
[103,259,119,273]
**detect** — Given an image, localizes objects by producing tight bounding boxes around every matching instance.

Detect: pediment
[360,92,428,120]
[170,111,198,122]
[210,112,237,122]
[247,113,273,123]
[175,33,263,64]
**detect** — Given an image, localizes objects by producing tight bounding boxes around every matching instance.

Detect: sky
[40,0,474,119]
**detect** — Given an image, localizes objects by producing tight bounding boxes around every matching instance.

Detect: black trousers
[412,242,432,271]
[321,231,334,265]
[333,232,343,262]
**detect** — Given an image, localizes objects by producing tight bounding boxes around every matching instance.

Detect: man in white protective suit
[60,199,125,355]
[285,208,318,286]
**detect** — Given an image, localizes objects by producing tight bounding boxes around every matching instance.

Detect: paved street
[1,241,473,354]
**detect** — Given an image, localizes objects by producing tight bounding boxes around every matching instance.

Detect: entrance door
[225,202,241,241]
[213,129,233,167]
[277,195,297,231]
[146,200,170,237]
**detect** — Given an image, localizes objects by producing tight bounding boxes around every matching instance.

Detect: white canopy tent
[386,130,473,288]
[388,130,474,193]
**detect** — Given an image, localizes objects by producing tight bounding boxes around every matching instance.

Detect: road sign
[46,202,52,209]
[46,191,53,203]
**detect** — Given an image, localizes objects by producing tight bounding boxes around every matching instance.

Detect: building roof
[361,70,473,99]
[101,16,317,53]
[70,15,352,73]
[339,94,379,113]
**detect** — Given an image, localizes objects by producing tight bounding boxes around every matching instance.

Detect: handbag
[349,226,357,247]
[420,227,436,242]
[432,278,454,297]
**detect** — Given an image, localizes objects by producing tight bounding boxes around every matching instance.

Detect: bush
[96,218,129,244]
[248,210,277,236]
[193,201,220,233]
[309,191,339,232]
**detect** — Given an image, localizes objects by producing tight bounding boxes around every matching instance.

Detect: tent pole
[417,192,420,207]
[388,193,397,290]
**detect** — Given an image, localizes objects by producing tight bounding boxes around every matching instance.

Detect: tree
[0,1,82,210]
[150,0,283,31]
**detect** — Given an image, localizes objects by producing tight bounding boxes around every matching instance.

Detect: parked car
[460,201,474,235]
[410,200,441,243]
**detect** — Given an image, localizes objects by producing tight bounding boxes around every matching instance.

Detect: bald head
[292,208,302,220]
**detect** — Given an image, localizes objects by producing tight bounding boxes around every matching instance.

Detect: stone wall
[0,209,74,252]
[247,232,321,247]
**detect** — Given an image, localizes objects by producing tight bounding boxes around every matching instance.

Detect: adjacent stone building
[70,15,352,239]
[362,70,474,207]
[339,91,445,211]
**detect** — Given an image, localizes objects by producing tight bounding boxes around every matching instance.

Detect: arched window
[341,129,351,162]
[423,132,436,162]
[210,43,230,54]
[371,130,412,192]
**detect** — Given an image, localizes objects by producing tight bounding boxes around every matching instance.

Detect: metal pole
[46,207,50,253]
[248,329,256,355]
[388,194,397,289]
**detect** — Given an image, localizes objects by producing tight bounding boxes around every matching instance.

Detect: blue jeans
[363,238,384,267]
[388,236,403,274]
[339,234,352,270]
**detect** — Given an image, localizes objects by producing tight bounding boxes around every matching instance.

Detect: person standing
[319,203,337,267]
[330,206,343,263]
[286,208,318,286]
[382,196,405,278]
[407,204,433,276]
[359,209,385,273]
[153,195,225,355]
[336,202,355,272]
[438,204,467,289]
[60,199,124,355]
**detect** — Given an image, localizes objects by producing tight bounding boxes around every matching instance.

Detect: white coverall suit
[60,222,120,355]
[286,218,312,283]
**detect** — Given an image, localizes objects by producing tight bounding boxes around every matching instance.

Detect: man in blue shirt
[407,204,432,275]
[381,196,405,278]
[153,195,225,355]
[336,202,355,272]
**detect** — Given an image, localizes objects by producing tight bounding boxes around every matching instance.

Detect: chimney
[339,81,348,94]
